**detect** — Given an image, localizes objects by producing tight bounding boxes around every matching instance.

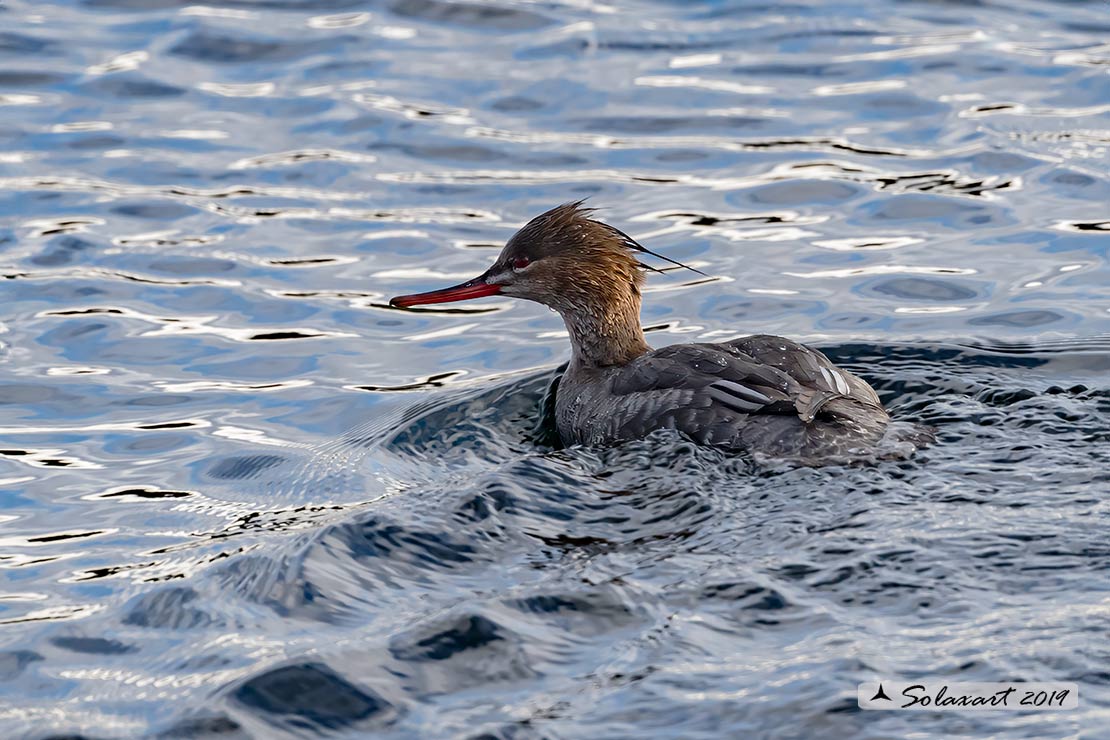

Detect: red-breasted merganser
[391,202,918,461]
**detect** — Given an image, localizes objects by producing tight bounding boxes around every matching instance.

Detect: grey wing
[600,343,797,447]
[598,338,886,449]
[726,334,883,415]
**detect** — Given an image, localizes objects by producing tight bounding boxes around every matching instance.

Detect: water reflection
[1,0,1108,736]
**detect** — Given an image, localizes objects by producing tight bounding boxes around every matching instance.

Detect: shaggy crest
[504,201,706,278]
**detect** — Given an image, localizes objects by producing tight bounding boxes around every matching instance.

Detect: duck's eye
[512,256,531,270]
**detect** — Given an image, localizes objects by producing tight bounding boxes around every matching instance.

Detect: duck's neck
[558,290,649,369]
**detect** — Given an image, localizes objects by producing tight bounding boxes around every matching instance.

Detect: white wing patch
[708,380,772,413]
[819,366,851,396]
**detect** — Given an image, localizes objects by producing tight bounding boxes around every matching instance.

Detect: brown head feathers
[503,201,707,278]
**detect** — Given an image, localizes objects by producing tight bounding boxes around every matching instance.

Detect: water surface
[1,0,1109,737]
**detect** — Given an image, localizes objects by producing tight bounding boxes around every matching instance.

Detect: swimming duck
[390,202,913,461]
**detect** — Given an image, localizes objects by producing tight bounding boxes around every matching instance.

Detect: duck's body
[391,202,920,463]
[556,335,889,460]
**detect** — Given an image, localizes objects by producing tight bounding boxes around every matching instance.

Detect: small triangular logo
[870,684,892,701]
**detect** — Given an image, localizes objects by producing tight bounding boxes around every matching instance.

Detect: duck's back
[556,334,898,461]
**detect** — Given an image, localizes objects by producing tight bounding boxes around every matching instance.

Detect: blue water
[2,0,1109,737]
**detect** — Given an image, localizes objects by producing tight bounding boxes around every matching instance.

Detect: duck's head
[389,202,696,317]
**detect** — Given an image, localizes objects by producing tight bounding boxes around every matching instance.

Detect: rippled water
[2,0,1109,737]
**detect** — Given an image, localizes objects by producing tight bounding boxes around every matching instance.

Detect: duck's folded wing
[590,338,888,454]
[600,344,791,444]
[724,334,883,412]
[608,339,881,430]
